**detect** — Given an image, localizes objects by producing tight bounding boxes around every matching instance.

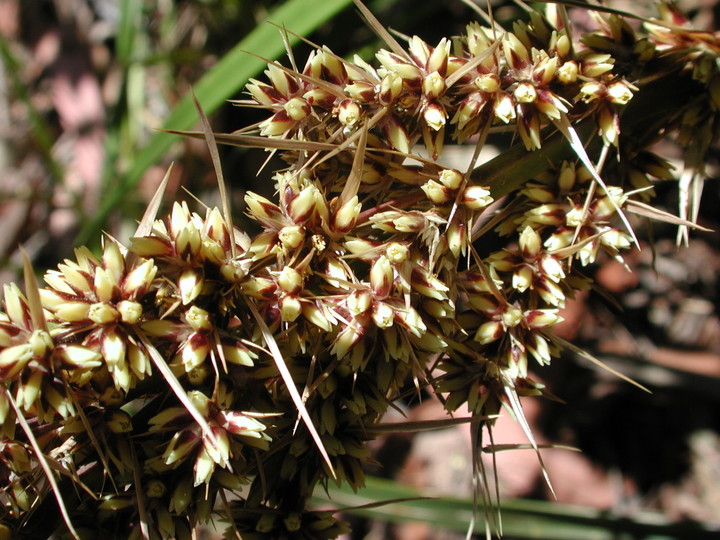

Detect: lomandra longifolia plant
[1,0,718,538]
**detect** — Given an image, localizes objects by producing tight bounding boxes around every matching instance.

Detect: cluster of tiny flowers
[0,2,718,538]
[242,7,638,156]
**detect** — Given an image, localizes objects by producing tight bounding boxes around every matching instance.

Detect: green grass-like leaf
[315,475,720,539]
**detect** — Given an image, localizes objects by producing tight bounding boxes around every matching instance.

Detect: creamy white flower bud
[333,196,361,232]
[438,169,463,190]
[474,73,500,93]
[519,226,541,258]
[423,101,447,131]
[179,268,204,305]
[514,82,537,103]
[557,61,578,84]
[277,266,303,294]
[475,320,502,344]
[607,81,633,105]
[337,99,361,127]
[370,256,394,297]
[347,290,372,315]
[421,180,453,204]
[283,97,310,121]
[494,93,516,123]
[502,305,523,328]
[186,305,212,332]
[462,185,493,210]
[372,301,394,328]
[88,302,120,325]
[117,300,143,325]
[386,242,409,264]
[280,295,302,322]
[422,71,446,98]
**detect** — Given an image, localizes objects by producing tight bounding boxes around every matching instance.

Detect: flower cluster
[0,1,718,538]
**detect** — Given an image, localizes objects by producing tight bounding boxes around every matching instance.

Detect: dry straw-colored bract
[0,1,718,538]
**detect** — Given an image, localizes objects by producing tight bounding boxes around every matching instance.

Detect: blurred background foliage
[1,0,720,538]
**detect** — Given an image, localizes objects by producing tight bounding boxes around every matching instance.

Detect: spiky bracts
[1,1,718,538]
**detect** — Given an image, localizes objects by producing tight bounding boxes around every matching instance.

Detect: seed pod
[386,242,409,264]
[255,513,278,534]
[187,365,209,385]
[278,225,305,250]
[117,300,142,324]
[284,512,302,532]
[88,302,120,325]
[145,478,167,499]
[106,409,133,433]
[170,475,193,514]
